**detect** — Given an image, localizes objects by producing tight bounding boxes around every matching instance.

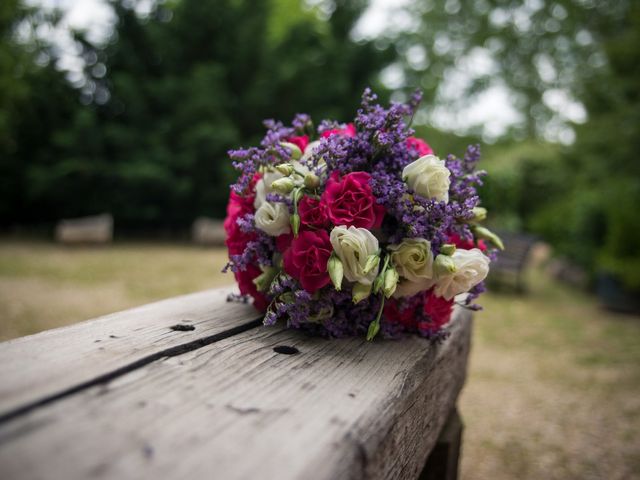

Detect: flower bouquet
[224,89,502,340]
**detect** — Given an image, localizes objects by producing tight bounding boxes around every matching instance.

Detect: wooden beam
[0,288,472,480]
[0,288,260,418]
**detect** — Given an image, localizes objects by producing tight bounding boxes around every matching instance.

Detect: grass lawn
[0,240,639,479]
[0,241,230,340]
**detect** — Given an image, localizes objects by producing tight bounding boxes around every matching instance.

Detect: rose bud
[383,267,399,298]
[439,243,456,256]
[352,282,372,304]
[472,225,504,250]
[328,254,344,291]
[271,177,295,194]
[279,141,303,160]
[304,172,320,189]
[470,207,487,223]
[275,163,294,176]
[434,254,457,277]
[290,212,301,236]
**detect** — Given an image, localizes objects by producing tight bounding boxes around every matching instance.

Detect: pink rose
[406,137,434,156]
[283,230,332,293]
[287,135,309,152]
[235,264,269,312]
[298,196,330,230]
[225,192,250,221]
[224,186,257,256]
[275,232,293,253]
[321,123,356,138]
[421,290,454,331]
[321,172,385,229]
[447,233,487,252]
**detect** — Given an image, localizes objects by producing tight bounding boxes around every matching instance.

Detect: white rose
[254,201,290,236]
[402,154,451,203]
[388,238,434,282]
[434,248,490,300]
[254,171,284,209]
[330,225,379,285]
[388,238,436,298]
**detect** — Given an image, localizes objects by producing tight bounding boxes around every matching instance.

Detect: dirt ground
[1,241,639,479]
[461,284,640,479]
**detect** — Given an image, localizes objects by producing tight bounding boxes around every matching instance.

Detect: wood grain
[0,288,259,418]
[0,305,471,480]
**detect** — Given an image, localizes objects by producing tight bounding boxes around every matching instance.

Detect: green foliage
[529,3,640,290]
[1,0,390,229]
[478,141,565,231]
[0,2,80,225]
[398,0,630,138]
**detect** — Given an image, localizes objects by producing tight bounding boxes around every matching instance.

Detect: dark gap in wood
[0,317,264,425]
[419,407,463,480]
[170,324,195,332]
[273,345,299,355]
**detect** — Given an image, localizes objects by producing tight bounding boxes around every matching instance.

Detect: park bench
[55,213,114,244]
[488,230,537,291]
[0,287,472,480]
[191,217,226,245]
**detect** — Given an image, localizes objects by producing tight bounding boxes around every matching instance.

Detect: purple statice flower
[446,145,486,209]
[265,192,293,208]
[307,133,366,176]
[462,281,487,311]
[292,113,312,134]
[229,147,263,195]
[317,119,343,135]
[265,274,312,327]
[313,289,381,338]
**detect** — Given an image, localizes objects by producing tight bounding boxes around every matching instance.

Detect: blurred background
[1,0,639,478]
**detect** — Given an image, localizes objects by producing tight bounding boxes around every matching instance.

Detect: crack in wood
[0,317,264,425]
[169,324,196,332]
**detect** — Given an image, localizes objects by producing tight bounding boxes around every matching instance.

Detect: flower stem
[367,296,385,341]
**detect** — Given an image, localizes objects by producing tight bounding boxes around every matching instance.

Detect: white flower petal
[254,201,290,236]
[434,248,490,300]
[402,154,451,203]
[330,225,379,285]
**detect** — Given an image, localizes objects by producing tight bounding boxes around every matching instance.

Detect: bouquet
[224,89,502,340]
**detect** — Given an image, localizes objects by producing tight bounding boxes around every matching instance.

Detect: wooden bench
[191,217,226,246]
[0,287,472,480]
[55,213,114,244]
[488,230,537,292]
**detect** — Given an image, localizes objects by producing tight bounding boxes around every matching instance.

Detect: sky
[28,0,574,142]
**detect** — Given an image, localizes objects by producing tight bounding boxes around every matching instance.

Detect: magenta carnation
[320,172,385,229]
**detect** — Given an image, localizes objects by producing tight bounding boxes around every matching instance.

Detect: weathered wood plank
[0,308,471,480]
[0,287,259,418]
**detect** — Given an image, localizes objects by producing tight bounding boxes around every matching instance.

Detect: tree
[0,1,80,226]
[394,0,629,140]
[5,0,391,230]
[532,2,640,290]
